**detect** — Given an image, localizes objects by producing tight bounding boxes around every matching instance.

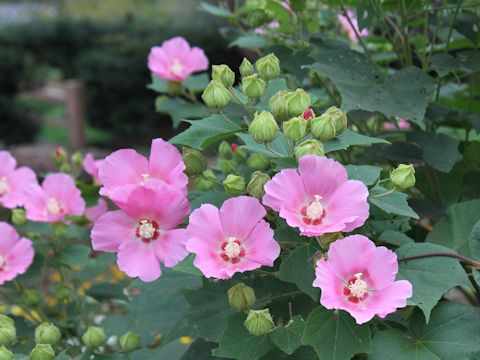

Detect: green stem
[399,0,412,67]
[339,2,373,62]
[370,188,396,198]
[399,252,480,269]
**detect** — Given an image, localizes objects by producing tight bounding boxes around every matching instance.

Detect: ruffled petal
[117,241,161,282]
[219,196,266,241]
[263,169,306,212]
[152,228,188,268]
[91,210,136,252]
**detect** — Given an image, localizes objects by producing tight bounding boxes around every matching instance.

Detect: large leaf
[396,242,469,322]
[427,199,480,257]
[270,316,305,355]
[301,306,371,360]
[237,132,291,158]
[155,96,209,128]
[469,220,480,260]
[345,164,382,186]
[370,302,480,360]
[369,186,419,219]
[325,129,389,153]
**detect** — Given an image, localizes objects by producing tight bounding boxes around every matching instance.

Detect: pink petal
[187,237,228,279]
[363,246,399,290]
[5,238,34,275]
[91,210,136,252]
[85,199,108,222]
[161,36,191,60]
[369,280,413,318]
[243,219,280,266]
[263,168,306,211]
[1,167,37,208]
[188,47,209,72]
[23,183,49,222]
[0,223,20,254]
[186,203,224,245]
[152,228,188,268]
[0,151,16,176]
[219,196,266,241]
[117,241,161,282]
[42,173,86,216]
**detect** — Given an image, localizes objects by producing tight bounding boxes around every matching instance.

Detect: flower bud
[195,170,216,191]
[241,74,266,99]
[310,114,336,141]
[212,64,235,88]
[220,159,236,175]
[233,147,247,164]
[255,53,280,81]
[120,332,141,352]
[286,89,310,116]
[52,147,67,167]
[59,163,71,174]
[81,326,107,349]
[268,90,289,121]
[52,222,68,238]
[240,58,254,78]
[303,108,315,120]
[247,172,270,200]
[167,80,182,96]
[54,284,71,302]
[228,283,256,311]
[0,346,13,360]
[249,111,278,144]
[71,151,83,168]
[182,148,206,177]
[11,209,27,226]
[219,141,233,159]
[390,164,415,190]
[22,289,41,307]
[282,117,307,142]
[0,316,13,329]
[29,344,55,360]
[294,139,324,159]
[0,328,15,347]
[325,106,347,135]
[223,174,245,195]
[244,309,274,336]
[202,80,231,109]
[247,153,269,170]
[34,323,61,346]
[246,9,269,27]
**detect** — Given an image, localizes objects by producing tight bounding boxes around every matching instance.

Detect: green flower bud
[11,209,27,226]
[212,64,235,88]
[202,80,231,109]
[285,89,310,117]
[195,170,216,191]
[81,326,107,349]
[249,111,279,144]
[220,159,236,175]
[310,114,336,141]
[244,309,274,336]
[233,147,247,163]
[247,172,270,200]
[294,139,325,159]
[182,148,207,177]
[219,141,234,159]
[240,58,254,78]
[241,74,266,99]
[59,163,71,174]
[0,327,15,347]
[29,344,55,360]
[54,284,71,302]
[71,151,83,168]
[52,222,68,238]
[0,346,13,360]
[228,283,256,311]
[282,117,307,142]
[52,147,67,167]
[0,316,14,329]
[120,332,141,353]
[247,153,269,170]
[255,53,280,81]
[325,106,347,135]
[390,164,416,190]
[167,80,182,96]
[35,323,61,346]
[22,289,41,307]
[223,174,246,195]
[246,9,269,27]
[268,90,290,121]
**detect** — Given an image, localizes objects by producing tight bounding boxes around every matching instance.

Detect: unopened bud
[294,139,324,159]
[223,175,245,195]
[228,283,256,311]
[120,332,141,352]
[202,80,231,109]
[212,64,235,88]
[22,289,41,307]
[247,153,269,170]
[255,53,280,81]
[286,89,310,117]
[240,58,254,78]
[325,106,347,135]
[54,284,71,302]
[220,159,236,175]
[219,141,233,159]
[247,172,270,200]
[0,328,15,347]
[81,326,107,349]
[303,108,315,120]
[59,163,71,174]
[11,209,27,226]
[244,309,274,336]
[0,346,13,360]
[0,316,13,329]
[52,147,67,167]
[268,90,289,121]
[233,147,247,163]
[390,164,415,190]
[35,323,61,346]
[71,152,83,168]
[249,111,279,144]
[52,223,68,238]
[29,344,55,360]
[241,74,266,99]
[182,148,206,177]
[246,9,269,27]
[310,114,336,141]
[196,170,216,191]
[283,117,307,142]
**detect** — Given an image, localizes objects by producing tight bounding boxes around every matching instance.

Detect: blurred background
[0,0,240,169]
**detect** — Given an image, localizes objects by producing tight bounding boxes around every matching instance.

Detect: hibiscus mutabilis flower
[0,151,36,209]
[0,222,34,285]
[314,235,412,324]
[186,196,280,279]
[263,155,369,237]
[91,185,190,282]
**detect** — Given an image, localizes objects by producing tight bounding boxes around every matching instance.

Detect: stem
[399,252,480,269]
[399,0,412,66]
[264,144,283,158]
[219,110,241,129]
[339,2,373,62]
[371,188,396,198]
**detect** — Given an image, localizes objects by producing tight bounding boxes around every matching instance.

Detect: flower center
[221,237,246,264]
[343,272,369,304]
[0,255,4,270]
[136,220,159,243]
[47,198,63,215]
[0,177,8,196]
[170,59,184,75]
[140,173,150,185]
[300,195,326,225]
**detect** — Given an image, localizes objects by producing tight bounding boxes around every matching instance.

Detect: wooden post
[64,80,86,150]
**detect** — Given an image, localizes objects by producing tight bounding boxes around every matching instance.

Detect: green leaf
[172,254,202,276]
[183,73,210,93]
[427,199,480,257]
[148,73,168,93]
[301,306,371,360]
[237,132,291,158]
[396,242,469,322]
[188,190,231,210]
[325,129,389,153]
[213,313,274,360]
[379,230,413,247]
[345,164,382,186]
[271,157,297,171]
[58,244,94,267]
[370,302,480,360]
[469,220,480,260]
[155,96,209,128]
[132,341,189,360]
[277,244,319,301]
[199,2,233,17]
[369,186,419,219]
[270,316,305,355]
[230,35,271,50]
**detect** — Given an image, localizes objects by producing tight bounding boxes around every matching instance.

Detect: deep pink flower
[384,119,411,130]
[99,138,188,202]
[0,222,34,285]
[83,153,103,185]
[313,235,412,324]
[186,196,280,280]
[0,151,36,209]
[85,199,108,222]
[91,185,190,282]
[338,10,369,44]
[148,36,209,82]
[24,173,85,222]
[263,155,369,237]
[303,108,314,120]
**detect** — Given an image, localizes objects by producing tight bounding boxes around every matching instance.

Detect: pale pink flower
[186,196,280,280]
[23,173,85,223]
[313,235,412,324]
[0,151,36,209]
[384,119,411,130]
[0,222,34,285]
[99,138,188,202]
[85,199,108,222]
[91,185,190,282]
[83,153,103,185]
[338,10,369,44]
[148,36,209,82]
[263,155,369,237]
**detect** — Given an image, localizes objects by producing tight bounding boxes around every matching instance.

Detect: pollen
[221,237,246,264]
[170,58,184,75]
[47,198,62,215]
[0,177,8,196]
[301,195,326,225]
[136,220,160,243]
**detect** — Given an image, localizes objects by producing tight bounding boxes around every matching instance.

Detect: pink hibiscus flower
[313,235,412,324]
[148,36,209,82]
[83,153,103,185]
[0,222,34,285]
[338,10,369,44]
[91,185,190,282]
[85,199,108,223]
[263,155,369,237]
[24,173,85,223]
[98,138,188,202]
[186,196,280,280]
[0,151,36,209]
